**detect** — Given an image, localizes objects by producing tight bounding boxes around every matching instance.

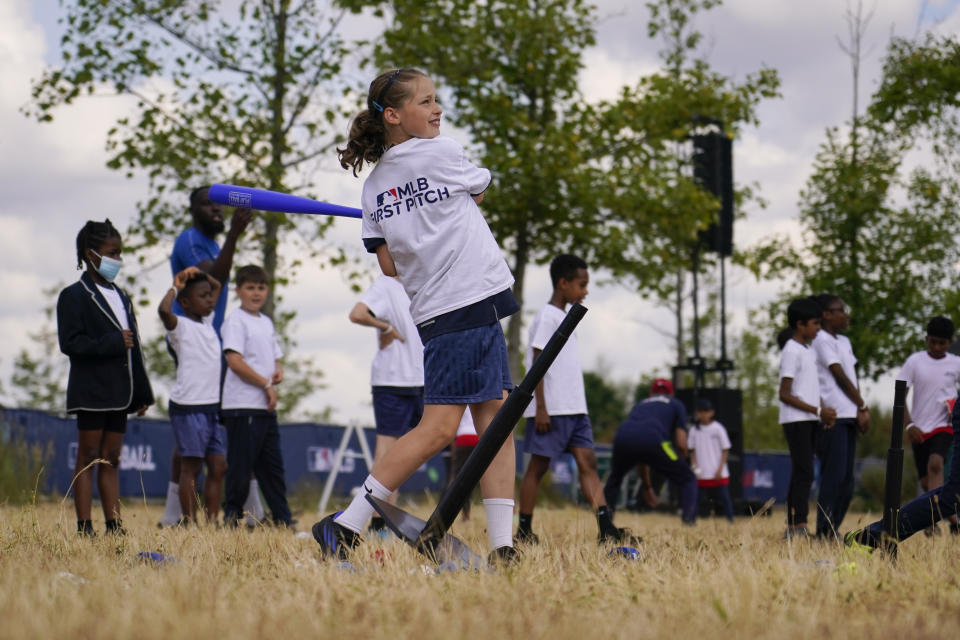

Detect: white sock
[483,498,515,550]
[160,482,182,526]
[334,475,392,534]
[244,479,265,524]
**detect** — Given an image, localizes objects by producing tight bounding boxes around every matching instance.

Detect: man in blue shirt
[603,378,698,525]
[170,186,252,333]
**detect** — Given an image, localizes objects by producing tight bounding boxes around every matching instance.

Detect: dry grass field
[1,500,958,640]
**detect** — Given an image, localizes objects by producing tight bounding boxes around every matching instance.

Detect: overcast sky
[1,0,958,423]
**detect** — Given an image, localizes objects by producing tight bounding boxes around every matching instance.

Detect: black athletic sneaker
[487,545,521,568]
[311,513,361,560]
[514,528,540,545]
[77,521,96,538]
[598,527,642,546]
[105,520,127,536]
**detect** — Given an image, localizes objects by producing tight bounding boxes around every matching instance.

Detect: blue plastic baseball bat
[208,184,362,219]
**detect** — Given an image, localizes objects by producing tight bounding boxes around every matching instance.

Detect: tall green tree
[743,20,960,377]
[26,0,357,414]
[343,0,779,375]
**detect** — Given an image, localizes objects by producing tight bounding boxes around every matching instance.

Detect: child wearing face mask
[56,219,154,537]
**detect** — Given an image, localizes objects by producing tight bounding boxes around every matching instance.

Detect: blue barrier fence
[5,407,865,505]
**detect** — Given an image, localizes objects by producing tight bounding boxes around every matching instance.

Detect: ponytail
[337,68,428,176]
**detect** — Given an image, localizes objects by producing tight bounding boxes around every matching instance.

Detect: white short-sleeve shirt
[779,339,820,424]
[167,314,221,406]
[522,303,587,418]
[360,136,514,324]
[220,308,283,411]
[898,351,960,435]
[812,330,859,419]
[359,275,424,388]
[689,420,732,480]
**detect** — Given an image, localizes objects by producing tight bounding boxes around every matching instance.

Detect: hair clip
[371,100,384,113]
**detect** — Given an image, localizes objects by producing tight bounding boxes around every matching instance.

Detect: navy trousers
[815,418,858,537]
[604,426,697,523]
[222,412,292,526]
[863,408,960,542]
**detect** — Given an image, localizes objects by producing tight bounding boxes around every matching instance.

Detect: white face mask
[91,250,123,283]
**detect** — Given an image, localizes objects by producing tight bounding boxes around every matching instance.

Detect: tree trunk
[263,1,288,319]
[505,231,530,382]
[675,269,685,368]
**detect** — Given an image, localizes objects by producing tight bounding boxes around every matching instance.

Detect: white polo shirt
[360,275,424,388]
[898,351,960,436]
[779,338,820,424]
[360,135,514,324]
[221,308,283,411]
[522,303,587,418]
[812,330,859,419]
[167,314,221,406]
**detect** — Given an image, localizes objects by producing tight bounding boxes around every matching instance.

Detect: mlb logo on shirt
[376,189,398,206]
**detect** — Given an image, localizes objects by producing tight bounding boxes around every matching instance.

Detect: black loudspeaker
[692,133,734,256]
[675,388,744,500]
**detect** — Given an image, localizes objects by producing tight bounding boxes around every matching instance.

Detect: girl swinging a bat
[312,68,522,566]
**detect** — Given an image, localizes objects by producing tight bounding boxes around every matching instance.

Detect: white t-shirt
[522,303,587,418]
[220,308,283,410]
[689,420,731,480]
[812,330,859,419]
[360,136,514,324]
[167,314,221,406]
[779,339,820,424]
[96,284,129,331]
[360,275,424,388]
[897,351,960,435]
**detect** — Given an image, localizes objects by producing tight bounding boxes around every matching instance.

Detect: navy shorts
[170,411,226,458]
[372,390,424,437]
[423,322,513,404]
[524,414,594,458]
[913,431,953,479]
[76,410,127,434]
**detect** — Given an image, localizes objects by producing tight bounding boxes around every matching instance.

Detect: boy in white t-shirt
[778,297,837,539]
[898,317,960,533]
[811,294,870,540]
[689,398,733,522]
[516,255,638,546]
[220,265,293,528]
[349,274,425,534]
[158,266,226,524]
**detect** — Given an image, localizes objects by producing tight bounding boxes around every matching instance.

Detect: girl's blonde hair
[338,68,428,176]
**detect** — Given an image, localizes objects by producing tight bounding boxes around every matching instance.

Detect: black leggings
[782,421,819,526]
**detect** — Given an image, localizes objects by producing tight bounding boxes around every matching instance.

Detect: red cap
[650,378,674,395]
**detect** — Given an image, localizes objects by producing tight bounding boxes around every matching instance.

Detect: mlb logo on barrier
[307,447,357,473]
[228,191,252,207]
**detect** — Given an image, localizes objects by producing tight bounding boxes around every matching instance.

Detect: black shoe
[783,526,810,540]
[514,528,540,545]
[950,522,960,536]
[487,545,521,568]
[105,520,126,536]
[923,525,939,537]
[598,527,642,546]
[77,521,96,538]
[311,513,361,560]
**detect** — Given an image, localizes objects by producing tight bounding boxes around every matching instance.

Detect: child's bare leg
[518,455,550,513]
[470,394,514,499]
[179,457,203,522]
[73,430,101,523]
[203,453,226,522]
[369,405,464,488]
[334,405,463,533]
[373,434,401,505]
[97,431,124,523]
[570,446,606,509]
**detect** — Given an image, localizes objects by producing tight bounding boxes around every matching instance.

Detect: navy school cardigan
[56,271,154,414]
